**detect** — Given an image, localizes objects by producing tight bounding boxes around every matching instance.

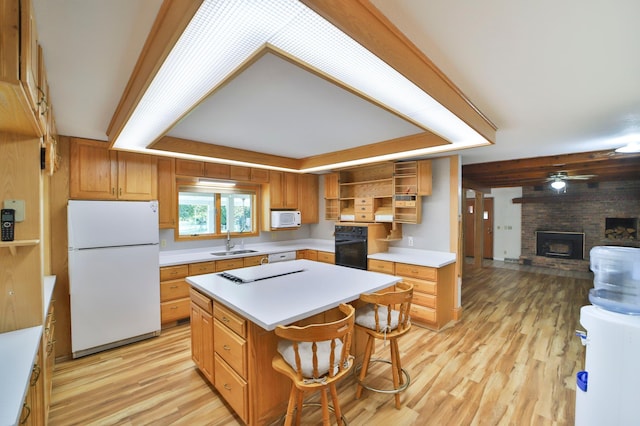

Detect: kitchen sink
[211,249,258,256]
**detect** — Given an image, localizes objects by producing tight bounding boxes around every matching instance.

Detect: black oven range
[335,225,368,270]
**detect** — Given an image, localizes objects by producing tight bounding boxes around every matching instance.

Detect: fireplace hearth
[536,231,585,260]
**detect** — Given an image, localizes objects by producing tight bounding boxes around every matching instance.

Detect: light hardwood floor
[49,262,592,425]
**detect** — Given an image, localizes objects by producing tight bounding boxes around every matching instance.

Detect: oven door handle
[335,239,366,246]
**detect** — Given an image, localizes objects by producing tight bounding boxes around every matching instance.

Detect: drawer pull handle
[223,383,232,390]
[223,345,231,351]
[170,285,178,289]
[222,317,230,323]
[171,306,178,310]
[30,364,41,386]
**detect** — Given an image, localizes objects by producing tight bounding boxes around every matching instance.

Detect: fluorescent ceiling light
[551,180,566,190]
[198,178,236,187]
[615,141,640,153]
[112,0,490,169]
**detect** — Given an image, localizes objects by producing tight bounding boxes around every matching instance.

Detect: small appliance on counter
[575,246,640,425]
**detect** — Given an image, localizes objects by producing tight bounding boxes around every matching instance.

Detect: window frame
[174,182,260,241]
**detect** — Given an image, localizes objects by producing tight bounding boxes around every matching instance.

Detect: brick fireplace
[520,180,640,272]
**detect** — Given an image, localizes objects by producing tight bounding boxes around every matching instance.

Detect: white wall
[489,187,522,261]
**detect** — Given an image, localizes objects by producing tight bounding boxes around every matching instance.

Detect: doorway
[464,197,494,259]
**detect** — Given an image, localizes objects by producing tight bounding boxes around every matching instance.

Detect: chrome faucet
[226,229,235,251]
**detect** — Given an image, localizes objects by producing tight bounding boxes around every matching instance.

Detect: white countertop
[0,276,56,426]
[187,259,400,330]
[160,238,335,267]
[160,238,456,268]
[368,247,456,268]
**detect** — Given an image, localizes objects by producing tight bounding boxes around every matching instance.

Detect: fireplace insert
[536,231,585,259]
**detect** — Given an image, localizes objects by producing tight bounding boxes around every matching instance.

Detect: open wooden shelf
[0,239,40,256]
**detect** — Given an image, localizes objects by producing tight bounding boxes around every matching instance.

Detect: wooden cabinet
[317,251,335,264]
[20,286,56,425]
[298,173,319,224]
[21,353,44,426]
[339,163,393,223]
[243,255,268,267]
[0,0,44,137]
[393,160,431,224]
[267,171,298,209]
[216,258,244,272]
[189,295,289,425]
[190,288,214,384]
[368,259,455,330]
[323,172,340,220]
[42,300,55,418]
[298,249,318,261]
[397,262,455,330]
[159,265,191,326]
[213,303,249,423]
[69,138,157,200]
[157,157,176,228]
[176,159,270,184]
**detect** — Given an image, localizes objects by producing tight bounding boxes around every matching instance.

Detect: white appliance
[68,200,161,358]
[575,306,640,425]
[268,251,297,263]
[271,210,301,228]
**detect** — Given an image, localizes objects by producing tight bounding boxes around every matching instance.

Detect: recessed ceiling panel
[167,51,424,158]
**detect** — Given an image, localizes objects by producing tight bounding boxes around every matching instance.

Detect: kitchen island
[186,260,400,425]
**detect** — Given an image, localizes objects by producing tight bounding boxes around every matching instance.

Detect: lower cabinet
[189,289,290,425]
[160,265,191,326]
[368,259,456,330]
[21,290,56,425]
[190,288,214,384]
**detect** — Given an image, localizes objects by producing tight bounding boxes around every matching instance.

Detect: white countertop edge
[160,239,334,267]
[187,260,401,331]
[368,247,456,268]
[0,276,56,426]
[160,239,456,269]
[0,326,43,426]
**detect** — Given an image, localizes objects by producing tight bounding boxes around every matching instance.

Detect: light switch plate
[4,199,25,222]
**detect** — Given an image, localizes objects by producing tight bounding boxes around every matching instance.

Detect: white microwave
[271,210,301,228]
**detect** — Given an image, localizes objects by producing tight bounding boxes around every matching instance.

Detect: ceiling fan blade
[566,174,597,180]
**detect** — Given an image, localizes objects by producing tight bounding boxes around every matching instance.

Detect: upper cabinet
[0,0,46,137]
[268,170,298,210]
[393,160,432,224]
[157,157,176,228]
[329,160,432,225]
[70,138,157,201]
[298,173,318,224]
[323,173,339,221]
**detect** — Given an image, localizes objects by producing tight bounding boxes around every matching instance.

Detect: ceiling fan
[546,171,596,190]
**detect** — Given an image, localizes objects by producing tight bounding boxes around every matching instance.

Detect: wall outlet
[408,236,414,247]
[160,239,167,248]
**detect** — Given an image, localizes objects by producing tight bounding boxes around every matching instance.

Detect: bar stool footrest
[355,359,411,395]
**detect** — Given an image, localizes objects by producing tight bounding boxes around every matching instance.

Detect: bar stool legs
[353,282,413,409]
[355,334,411,409]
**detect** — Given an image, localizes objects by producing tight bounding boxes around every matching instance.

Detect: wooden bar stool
[354,282,413,409]
[272,303,355,426]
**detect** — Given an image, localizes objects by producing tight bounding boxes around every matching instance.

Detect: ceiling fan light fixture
[111,0,490,167]
[551,179,566,190]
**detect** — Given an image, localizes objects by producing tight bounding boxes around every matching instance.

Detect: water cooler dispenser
[575,246,640,425]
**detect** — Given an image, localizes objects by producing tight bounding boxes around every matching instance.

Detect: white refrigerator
[68,200,161,358]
